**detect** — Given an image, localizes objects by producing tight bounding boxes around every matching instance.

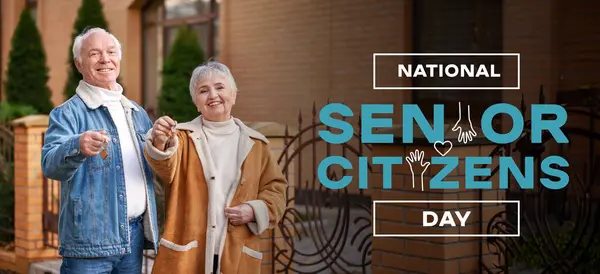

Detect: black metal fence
[272,103,373,274]
[40,132,61,249]
[0,124,12,166]
[0,122,14,252]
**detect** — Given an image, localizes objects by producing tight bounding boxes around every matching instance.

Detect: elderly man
[41,27,159,273]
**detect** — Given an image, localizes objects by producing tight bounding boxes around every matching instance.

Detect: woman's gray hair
[189,61,238,103]
[72,27,122,62]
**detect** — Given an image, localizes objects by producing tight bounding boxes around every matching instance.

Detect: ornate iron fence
[0,122,14,252]
[481,87,600,273]
[272,103,373,274]
[0,124,12,165]
[41,132,61,249]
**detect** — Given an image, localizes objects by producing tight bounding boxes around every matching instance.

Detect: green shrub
[4,8,53,114]
[514,221,600,272]
[158,26,205,123]
[0,101,38,123]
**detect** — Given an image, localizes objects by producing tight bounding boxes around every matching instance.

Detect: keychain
[165,122,177,148]
[100,133,110,160]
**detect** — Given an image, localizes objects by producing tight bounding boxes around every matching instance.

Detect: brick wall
[502,0,560,122]
[554,2,600,200]
[556,0,600,91]
[220,0,412,126]
[502,0,598,195]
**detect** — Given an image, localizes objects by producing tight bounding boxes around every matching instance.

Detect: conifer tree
[4,8,53,114]
[158,26,205,122]
[63,0,112,99]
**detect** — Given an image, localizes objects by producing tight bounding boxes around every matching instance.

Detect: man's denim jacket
[41,81,159,257]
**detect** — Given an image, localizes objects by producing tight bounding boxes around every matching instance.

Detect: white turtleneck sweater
[201,117,240,254]
[88,82,147,219]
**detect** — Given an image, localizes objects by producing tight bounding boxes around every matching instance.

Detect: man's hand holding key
[79,130,110,157]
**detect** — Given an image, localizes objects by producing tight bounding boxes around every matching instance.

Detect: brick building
[2,0,600,273]
[2,0,599,123]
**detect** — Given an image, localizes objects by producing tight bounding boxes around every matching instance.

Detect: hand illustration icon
[405,149,431,191]
[452,102,477,144]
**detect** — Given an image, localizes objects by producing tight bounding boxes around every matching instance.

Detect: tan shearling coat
[143,116,287,274]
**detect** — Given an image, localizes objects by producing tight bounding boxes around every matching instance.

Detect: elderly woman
[142,61,287,274]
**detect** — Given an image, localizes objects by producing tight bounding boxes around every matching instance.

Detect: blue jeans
[60,215,145,274]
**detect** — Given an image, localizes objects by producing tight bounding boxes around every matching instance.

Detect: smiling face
[75,31,120,90]
[193,74,237,122]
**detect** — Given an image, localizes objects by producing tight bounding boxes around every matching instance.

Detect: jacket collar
[176,115,269,143]
[75,80,139,111]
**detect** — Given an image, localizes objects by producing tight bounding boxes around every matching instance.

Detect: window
[411,0,503,125]
[142,0,220,118]
[162,0,219,58]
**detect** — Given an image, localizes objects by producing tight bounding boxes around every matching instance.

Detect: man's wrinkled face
[194,74,237,122]
[75,31,120,90]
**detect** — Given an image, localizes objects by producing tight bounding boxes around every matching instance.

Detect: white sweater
[89,82,147,219]
[201,117,240,254]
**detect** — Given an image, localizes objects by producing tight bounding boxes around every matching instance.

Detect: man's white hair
[189,61,238,103]
[72,27,122,62]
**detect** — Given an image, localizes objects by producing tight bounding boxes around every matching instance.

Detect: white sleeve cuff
[245,200,270,235]
[143,130,179,161]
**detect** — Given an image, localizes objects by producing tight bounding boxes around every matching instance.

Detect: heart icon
[434,140,453,156]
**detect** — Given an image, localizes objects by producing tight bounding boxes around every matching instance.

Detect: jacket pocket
[72,197,82,239]
[159,238,198,252]
[237,240,262,273]
[154,236,201,273]
[86,150,111,173]
[241,246,263,260]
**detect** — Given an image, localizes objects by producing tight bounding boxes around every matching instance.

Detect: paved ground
[29,260,60,274]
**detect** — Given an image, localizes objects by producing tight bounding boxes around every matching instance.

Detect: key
[100,135,109,160]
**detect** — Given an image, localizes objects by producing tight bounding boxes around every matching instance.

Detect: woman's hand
[225,204,255,226]
[151,116,177,151]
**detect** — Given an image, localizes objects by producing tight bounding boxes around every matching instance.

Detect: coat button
[210,176,215,180]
